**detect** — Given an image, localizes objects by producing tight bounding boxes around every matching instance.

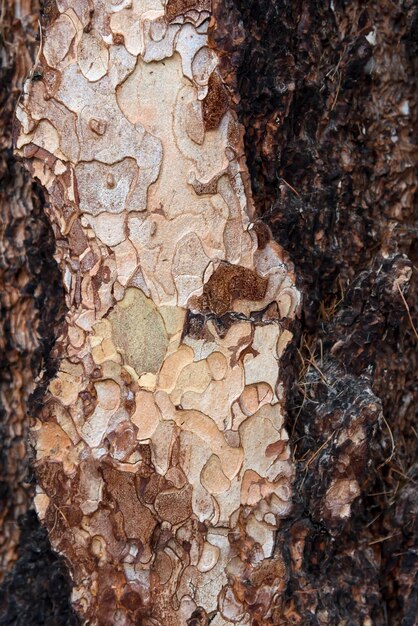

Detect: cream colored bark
[16,1,300,624]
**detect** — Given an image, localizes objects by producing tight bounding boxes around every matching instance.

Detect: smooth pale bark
[11,1,327,624]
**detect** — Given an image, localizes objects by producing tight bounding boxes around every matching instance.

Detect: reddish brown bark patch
[194,262,268,315]
[202,71,230,130]
[252,221,272,250]
[40,0,59,28]
[165,0,211,22]
[68,219,89,256]
[154,485,193,525]
[102,466,157,544]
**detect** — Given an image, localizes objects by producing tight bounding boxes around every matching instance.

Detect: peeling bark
[15,1,301,623]
[0,1,77,623]
[0,0,39,576]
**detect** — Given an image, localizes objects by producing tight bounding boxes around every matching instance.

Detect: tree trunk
[0,1,416,626]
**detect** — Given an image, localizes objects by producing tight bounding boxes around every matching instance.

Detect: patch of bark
[212,1,417,624]
[0,0,416,623]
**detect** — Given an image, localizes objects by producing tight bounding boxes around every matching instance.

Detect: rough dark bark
[212,1,417,624]
[0,0,416,625]
[0,1,76,624]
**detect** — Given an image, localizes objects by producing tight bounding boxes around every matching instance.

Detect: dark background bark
[0,1,417,624]
[0,2,76,624]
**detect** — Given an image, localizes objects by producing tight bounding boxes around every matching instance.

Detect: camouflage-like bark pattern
[0,1,416,625]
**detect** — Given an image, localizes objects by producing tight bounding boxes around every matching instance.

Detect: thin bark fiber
[0,1,416,626]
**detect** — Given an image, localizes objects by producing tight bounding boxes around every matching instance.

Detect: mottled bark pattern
[2,1,416,625]
[16,1,301,624]
[0,0,68,575]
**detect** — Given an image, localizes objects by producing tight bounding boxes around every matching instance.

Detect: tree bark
[0,1,416,625]
[12,1,302,623]
[211,3,417,624]
[0,1,77,623]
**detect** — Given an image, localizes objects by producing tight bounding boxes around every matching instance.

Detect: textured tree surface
[0,1,77,623]
[0,1,417,626]
[13,0,301,624]
[0,0,66,580]
[0,1,40,575]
